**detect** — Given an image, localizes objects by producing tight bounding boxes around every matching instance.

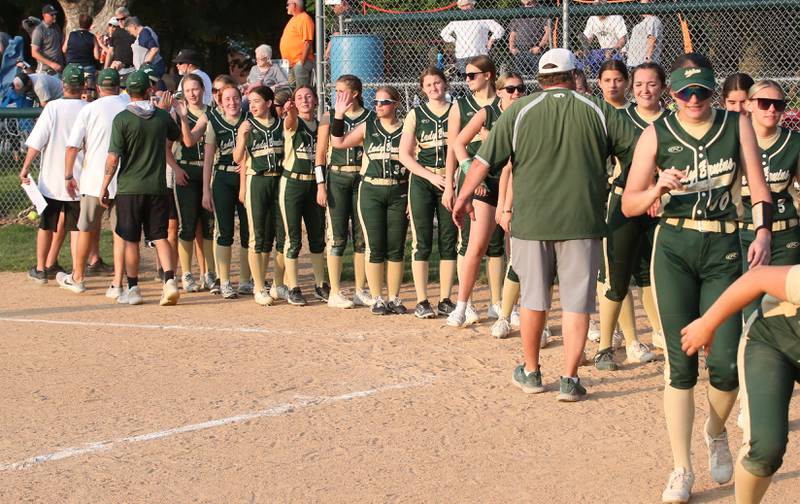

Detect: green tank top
[458,94,500,157]
[209,111,247,167]
[283,117,317,175]
[176,106,206,163]
[739,127,800,223]
[361,117,405,180]
[414,102,450,168]
[654,109,741,221]
[613,103,669,188]
[246,116,284,174]
[328,109,374,167]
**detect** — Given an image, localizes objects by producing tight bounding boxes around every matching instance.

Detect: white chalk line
[0,377,435,472]
[0,317,281,334]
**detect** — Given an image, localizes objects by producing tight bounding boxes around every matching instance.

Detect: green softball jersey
[654,110,741,221]
[361,118,405,180]
[328,109,374,166]
[175,106,207,163]
[404,102,450,168]
[750,265,800,354]
[283,117,317,174]
[475,87,637,240]
[612,103,669,188]
[458,94,500,157]
[246,116,284,174]
[739,127,800,223]
[206,111,248,166]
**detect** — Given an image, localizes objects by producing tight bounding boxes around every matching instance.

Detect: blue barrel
[330,34,384,109]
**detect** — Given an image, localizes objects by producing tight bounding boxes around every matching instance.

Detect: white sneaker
[352,289,374,307]
[269,284,290,301]
[661,467,694,503]
[464,304,480,325]
[105,284,123,299]
[220,281,238,299]
[182,272,199,293]
[704,419,733,484]
[626,340,656,363]
[118,285,143,305]
[510,305,520,328]
[588,319,601,343]
[160,279,180,306]
[328,291,354,309]
[255,288,274,306]
[237,278,254,295]
[652,329,666,350]
[203,272,218,291]
[447,309,466,328]
[56,272,86,293]
[540,325,551,348]
[491,317,511,338]
[487,302,501,320]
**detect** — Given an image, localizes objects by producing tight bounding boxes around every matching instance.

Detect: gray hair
[115,7,130,17]
[255,44,273,60]
[126,16,141,27]
[294,0,305,9]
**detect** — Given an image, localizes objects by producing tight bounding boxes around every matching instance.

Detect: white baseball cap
[538,48,577,74]
[108,17,119,26]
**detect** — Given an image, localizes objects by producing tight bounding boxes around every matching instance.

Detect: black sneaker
[86,258,114,276]
[414,300,436,319]
[437,298,456,315]
[44,262,65,279]
[209,278,221,295]
[288,287,307,306]
[371,297,389,315]
[387,297,407,315]
[314,282,331,301]
[27,266,47,284]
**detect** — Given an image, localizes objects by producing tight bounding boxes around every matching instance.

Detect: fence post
[562,0,569,49]
[316,0,326,116]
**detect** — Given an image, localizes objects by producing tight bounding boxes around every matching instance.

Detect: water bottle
[436,51,444,71]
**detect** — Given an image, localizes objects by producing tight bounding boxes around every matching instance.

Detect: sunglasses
[755,98,787,112]
[674,86,713,103]
[373,99,397,107]
[503,85,526,94]
[212,88,222,94]
[116,16,127,21]
[465,71,486,81]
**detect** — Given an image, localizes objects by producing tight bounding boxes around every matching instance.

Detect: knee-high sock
[365,261,384,299]
[310,252,325,286]
[260,251,269,279]
[239,246,251,282]
[354,252,366,292]
[412,260,429,302]
[284,257,299,289]
[248,250,265,292]
[274,252,286,287]
[203,239,215,274]
[487,256,504,305]
[327,255,343,293]
[387,260,403,300]
[501,279,519,318]
[734,459,772,504]
[599,295,623,351]
[664,385,695,472]
[178,239,193,276]
[641,286,661,333]
[618,292,638,345]
[439,259,456,301]
[215,244,232,284]
[707,385,738,436]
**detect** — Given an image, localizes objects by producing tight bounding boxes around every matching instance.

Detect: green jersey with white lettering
[613,103,669,188]
[328,109,374,167]
[284,117,318,174]
[458,94,501,157]
[412,102,450,168]
[361,117,405,180]
[208,111,247,166]
[246,116,284,174]
[740,127,800,223]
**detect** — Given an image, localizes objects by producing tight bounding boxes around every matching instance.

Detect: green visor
[670,67,715,92]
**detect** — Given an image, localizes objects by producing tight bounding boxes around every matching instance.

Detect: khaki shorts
[511,237,600,313]
[77,195,116,233]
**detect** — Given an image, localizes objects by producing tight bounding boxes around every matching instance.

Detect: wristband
[65,174,74,181]
[331,117,345,137]
[459,157,473,174]
[752,201,774,234]
[314,165,325,184]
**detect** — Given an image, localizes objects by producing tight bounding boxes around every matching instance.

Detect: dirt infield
[1,256,799,503]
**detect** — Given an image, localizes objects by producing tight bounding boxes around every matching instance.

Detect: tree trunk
[59,0,130,36]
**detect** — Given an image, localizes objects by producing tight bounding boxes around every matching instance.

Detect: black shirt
[65,29,96,66]
[110,27,135,68]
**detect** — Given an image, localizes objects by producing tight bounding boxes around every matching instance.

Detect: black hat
[173,49,200,66]
[42,4,58,15]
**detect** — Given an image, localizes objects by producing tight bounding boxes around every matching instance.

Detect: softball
[27,210,38,221]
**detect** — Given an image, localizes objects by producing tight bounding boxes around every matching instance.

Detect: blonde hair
[496,72,523,90]
[748,79,785,100]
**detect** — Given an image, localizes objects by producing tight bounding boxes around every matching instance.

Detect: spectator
[96,18,115,64]
[440,0,504,75]
[125,16,164,77]
[105,9,135,70]
[0,17,9,60]
[174,49,213,105]
[625,0,663,68]
[246,45,289,92]
[508,0,551,76]
[31,4,65,74]
[280,0,315,88]
[63,14,100,75]
[580,0,627,75]
[13,71,63,106]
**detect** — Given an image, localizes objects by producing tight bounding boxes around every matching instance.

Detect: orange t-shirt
[279,11,315,66]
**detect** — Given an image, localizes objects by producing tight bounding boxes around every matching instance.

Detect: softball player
[232,85,287,306]
[332,86,408,315]
[622,53,773,504]
[315,75,375,309]
[722,73,754,115]
[398,67,458,319]
[681,265,800,504]
[280,85,328,306]
[446,55,505,325]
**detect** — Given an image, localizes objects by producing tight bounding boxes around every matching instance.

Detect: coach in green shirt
[453,48,637,401]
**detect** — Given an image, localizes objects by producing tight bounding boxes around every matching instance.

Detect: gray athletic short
[511,237,600,313]
[77,196,115,232]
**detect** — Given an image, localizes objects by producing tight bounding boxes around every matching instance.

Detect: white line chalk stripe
[0,317,280,334]
[0,377,434,471]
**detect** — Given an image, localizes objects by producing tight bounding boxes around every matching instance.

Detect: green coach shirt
[109,102,181,195]
[475,87,637,240]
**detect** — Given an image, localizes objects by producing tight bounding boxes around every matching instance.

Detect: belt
[363,176,406,186]
[742,218,799,232]
[283,172,316,182]
[612,185,624,196]
[330,165,360,173]
[215,165,239,173]
[251,171,282,177]
[183,160,205,167]
[424,166,447,176]
[664,218,738,233]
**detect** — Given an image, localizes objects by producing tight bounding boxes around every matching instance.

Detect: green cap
[139,63,159,84]
[125,70,149,94]
[669,66,715,92]
[97,68,120,87]
[62,63,85,86]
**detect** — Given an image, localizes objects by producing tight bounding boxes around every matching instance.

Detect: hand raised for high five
[333,91,354,119]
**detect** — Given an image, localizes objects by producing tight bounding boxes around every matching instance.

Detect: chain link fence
[0,109,39,224]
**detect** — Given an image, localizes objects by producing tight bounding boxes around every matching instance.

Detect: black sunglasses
[503,84,526,94]
[116,16,127,21]
[373,99,397,107]
[465,71,486,81]
[675,86,713,102]
[755,98,787,112]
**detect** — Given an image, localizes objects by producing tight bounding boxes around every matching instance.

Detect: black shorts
[115,193,170,243]
[39,197,80,232]
[473,176,500,207]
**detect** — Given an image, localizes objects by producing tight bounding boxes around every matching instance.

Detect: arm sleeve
[108,114,126,155]
[402,110,417,136]
[440,23,455,43]
[24,105,52,150]
[205,122,216,146]
[487,20,505,39]
[615,16,628,37]
[649,17,663,38]
[66,106,89,148]
[31,26,43,47]
[475,107,514,170]
[137,28,159,49]
[301,16,315,42]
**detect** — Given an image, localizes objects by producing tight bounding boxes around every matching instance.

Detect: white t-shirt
[583,15,627,49]
[440,19,505,59]
[625,15,663,67]
[66,93,131,198]
[25,98,86,201]
[178,68,213,106]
